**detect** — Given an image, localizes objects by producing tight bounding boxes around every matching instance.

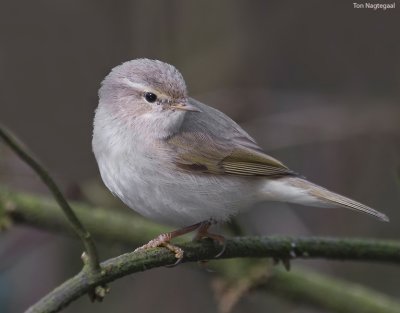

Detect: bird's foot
[134,233,184,260]
[134,220,226,266]
[194,220,226,258]
[134,222,203,266]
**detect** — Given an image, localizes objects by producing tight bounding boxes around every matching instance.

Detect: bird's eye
[144,92,157,103]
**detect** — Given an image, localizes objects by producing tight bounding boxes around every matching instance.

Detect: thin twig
[0,125,101,274]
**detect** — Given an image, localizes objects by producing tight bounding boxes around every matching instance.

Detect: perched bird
[92,58,388,260]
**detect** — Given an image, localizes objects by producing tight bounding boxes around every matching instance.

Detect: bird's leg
[134,222,203,261]
[194,220,226,258]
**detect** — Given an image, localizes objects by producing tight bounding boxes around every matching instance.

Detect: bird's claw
[194,224,226,258]
[214,237,226,258]
[134,234,184,267]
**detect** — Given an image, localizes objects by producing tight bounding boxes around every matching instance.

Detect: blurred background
[0,1,399,312]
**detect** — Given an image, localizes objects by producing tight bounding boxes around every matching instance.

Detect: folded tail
[265,177,389,222]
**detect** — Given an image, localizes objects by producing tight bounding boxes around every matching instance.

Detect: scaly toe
[134,237,185,267]
[162,243,184,267]
[134,233,171,252]
[162,242,184,259]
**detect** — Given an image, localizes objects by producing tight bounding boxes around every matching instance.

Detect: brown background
[0,1,399,312]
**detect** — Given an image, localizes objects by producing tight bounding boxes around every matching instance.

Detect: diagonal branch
[0,124,100,274]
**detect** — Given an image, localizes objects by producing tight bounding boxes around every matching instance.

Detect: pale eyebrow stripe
[122,78,149,91]
[122,78,168,99]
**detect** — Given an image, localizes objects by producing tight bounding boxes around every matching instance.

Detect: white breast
[93,107,262,226]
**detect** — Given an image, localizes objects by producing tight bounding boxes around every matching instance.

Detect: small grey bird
[92,58,388,259]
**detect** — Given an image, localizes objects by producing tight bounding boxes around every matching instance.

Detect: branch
[2,189,400,312]
[2,125,398,312]
[0,125,100,274]
[266,267,400,313]
[211,260,400,313]
[24,236,400,313]
[3,189,400,264]
[1,188,170,245]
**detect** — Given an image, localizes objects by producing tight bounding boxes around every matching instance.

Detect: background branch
[265,267,400,313]
[0,125,101,275]
[2,188,400,312]
[3,188,400,264]
[212,259,400,313]
[1,188,170,245]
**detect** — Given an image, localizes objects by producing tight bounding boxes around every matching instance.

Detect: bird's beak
[169,102,201,112]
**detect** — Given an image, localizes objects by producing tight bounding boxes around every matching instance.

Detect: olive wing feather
[166,98,295,177]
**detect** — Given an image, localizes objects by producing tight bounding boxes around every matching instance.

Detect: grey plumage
[93,58,389,227]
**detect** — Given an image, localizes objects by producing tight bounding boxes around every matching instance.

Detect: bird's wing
[165,98,295,177]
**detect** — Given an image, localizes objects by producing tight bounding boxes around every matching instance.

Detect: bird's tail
[270,177,389,222]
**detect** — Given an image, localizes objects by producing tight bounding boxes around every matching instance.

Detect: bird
[92,58,389,261]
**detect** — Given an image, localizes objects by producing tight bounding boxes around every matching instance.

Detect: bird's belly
[98,154,261,226]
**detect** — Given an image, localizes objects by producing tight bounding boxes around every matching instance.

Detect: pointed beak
[169,102,201,112]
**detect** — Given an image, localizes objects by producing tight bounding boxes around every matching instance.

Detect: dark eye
[144,92,157,103]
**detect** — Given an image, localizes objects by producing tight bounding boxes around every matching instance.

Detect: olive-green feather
[166,131,295,177]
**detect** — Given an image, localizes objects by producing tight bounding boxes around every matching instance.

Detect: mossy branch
[1,189,400,312]
[23,236,400,313]
[265,267,400,313]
